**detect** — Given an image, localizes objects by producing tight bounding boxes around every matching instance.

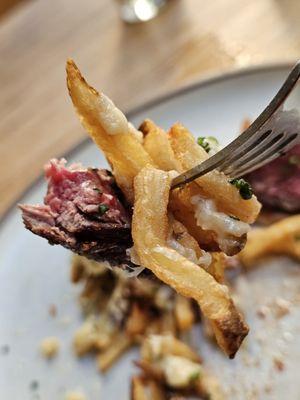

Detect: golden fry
[97,334,131,372]
[239,215,300,268]
[174,295,195,331]
[141,334,201,363]
[140,119,181,171]
[169,123,261,223]
[126,303,149,337]
[66,59,154,203]
[132,167,248,358]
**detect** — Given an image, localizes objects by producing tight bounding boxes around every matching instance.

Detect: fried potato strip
[66,59,154,202]
[239,215,300,268]
[140,119,181,171]
[132,167,248,358]
[169,123,261,223]
[140,119,223,252]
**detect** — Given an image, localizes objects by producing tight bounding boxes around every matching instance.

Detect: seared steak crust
[20,159,133,265]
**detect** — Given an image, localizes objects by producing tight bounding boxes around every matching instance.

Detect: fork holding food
[20,59,267,358]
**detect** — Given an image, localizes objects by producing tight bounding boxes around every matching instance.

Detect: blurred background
[0,0,299,216]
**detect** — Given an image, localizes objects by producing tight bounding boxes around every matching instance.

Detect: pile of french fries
[71,256,223,399]
[67,59,263,358]
[71,255,199,373]
[65,60,300,398]
[132,335,223,400]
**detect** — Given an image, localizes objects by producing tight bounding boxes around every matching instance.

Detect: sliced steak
[20,159,133,265]
[245,144,300,213]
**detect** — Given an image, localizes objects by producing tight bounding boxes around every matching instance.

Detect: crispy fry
[174,295,195,331]
[141,334,201,363]
[140,119,181,171]
[73,316,115,356]
[168,123,261,223]
[131,376,165,400]
[239,215,300,268]
[195,372,224,400]
[132,167,248,358]
[170,185,219,251]
[66,59,154,203]
[97,334,131,372]
[131,376,149,400]
[206,253,227,284]
[126,303,150,337]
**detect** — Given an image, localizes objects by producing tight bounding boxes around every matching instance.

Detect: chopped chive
[189,370,201,383]
[230,178,253,200]
[98,204,109,215]
[197,137,210,153]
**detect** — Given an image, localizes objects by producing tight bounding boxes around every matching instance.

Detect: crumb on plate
[48,304,57,317]
[39,337,60,359]
[65,390,87,400]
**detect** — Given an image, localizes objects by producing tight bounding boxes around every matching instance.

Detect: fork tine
[171,61,300,191]
[228,133,298,178]
[222,132,284,175]
[217,129,273,171]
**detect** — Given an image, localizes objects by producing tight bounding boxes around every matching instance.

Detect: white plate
[1,65,300,400]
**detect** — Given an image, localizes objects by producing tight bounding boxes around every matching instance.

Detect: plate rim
[1,61,294,225]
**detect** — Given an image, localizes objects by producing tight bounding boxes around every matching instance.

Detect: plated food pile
[19,60,300,399]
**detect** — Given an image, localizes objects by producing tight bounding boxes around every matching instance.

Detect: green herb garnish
[189,370,201,384]
[197,136,219,154]
[93,187,102,194]
[98,204,109,215]
[229,178,253,200]
[197,137,211,153]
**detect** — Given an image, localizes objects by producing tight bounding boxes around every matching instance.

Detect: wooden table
[0,0,299,216]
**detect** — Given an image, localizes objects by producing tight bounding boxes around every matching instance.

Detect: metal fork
[171,60,300,190]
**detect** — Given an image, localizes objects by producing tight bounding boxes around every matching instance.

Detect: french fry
[140,119,181,171]
[126,303,150,337]
[239,215,300,268]
[195,372,224,400]
[131,376,149,400]
[174,295,195,331]
[206,253,227,284]
[132,167,248,358]
[170,184,219,251]
[131,376,165,400]
[73,316,115,356]
[66,59,154,203]
[97,333,132,372]
[168,123,261,223]
[141,334,201,363]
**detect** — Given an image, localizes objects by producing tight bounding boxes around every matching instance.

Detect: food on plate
[239,214,300,267]
[132,334,223,399]
[20,159,132,266]
[19,59,264,358]
[245,144,300,213]
[132,167,248,358]
[71,255,200,372]
[66,59,153,204]
[39,336,60,359]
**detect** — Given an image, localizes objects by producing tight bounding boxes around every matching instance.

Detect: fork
[171,60,300,190]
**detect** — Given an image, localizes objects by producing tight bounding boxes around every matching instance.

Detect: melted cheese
[162,355,202,388]
[98,93,129,135]
[191,195,250,252]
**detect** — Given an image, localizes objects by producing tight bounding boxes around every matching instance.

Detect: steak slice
[19,159,133,265]
[245,144,300,213]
